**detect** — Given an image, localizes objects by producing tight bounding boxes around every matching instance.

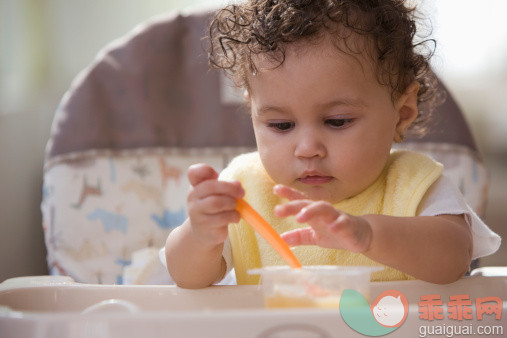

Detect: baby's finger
[195,195,239,214]
[187,163,219,187]
[189,180,244,201]
[295,201,339,224]
[280,227,318,246]
[273,184,308,201]
[274,200,311,218]
[189,209,241,229]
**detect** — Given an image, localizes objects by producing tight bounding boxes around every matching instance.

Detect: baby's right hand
[186,163,244,249]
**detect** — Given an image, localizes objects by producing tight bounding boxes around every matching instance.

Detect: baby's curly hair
[207,0,443,135]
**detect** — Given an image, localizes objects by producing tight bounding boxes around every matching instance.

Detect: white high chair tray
[0,275,505,338]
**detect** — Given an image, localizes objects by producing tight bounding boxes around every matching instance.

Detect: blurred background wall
[0,0,505,282]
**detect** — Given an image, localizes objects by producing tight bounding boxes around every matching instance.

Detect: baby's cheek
[263,162,293,186]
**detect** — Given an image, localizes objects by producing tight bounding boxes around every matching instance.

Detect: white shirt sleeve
[417,175,501,260]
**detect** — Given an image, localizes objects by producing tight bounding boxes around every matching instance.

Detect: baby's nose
[294,132,326,158]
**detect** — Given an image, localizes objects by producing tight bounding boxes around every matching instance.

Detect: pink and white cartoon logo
[371,290,409,328]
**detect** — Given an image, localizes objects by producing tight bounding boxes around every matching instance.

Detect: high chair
[41,6,488,285]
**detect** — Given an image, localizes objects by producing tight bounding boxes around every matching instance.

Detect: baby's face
[248,35,417,203]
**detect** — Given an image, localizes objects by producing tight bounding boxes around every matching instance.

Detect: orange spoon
[236,198,302,268]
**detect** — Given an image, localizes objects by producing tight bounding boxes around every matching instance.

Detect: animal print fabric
[41,147,252,284]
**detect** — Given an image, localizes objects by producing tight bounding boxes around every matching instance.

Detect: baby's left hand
[273,185,372,253]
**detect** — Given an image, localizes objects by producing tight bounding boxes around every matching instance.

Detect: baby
[165,0,500,288]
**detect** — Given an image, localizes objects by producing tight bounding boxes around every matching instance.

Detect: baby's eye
[267,121,295,131]
[325,118,353,128]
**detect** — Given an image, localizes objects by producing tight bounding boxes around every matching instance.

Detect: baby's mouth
[298,174,333,185]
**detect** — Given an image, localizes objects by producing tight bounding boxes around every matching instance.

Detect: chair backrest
[41,7,487,284]
[45,9,255,161]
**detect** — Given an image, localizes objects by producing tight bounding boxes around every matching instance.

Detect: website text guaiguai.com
[417,293,503,338]
[419,324,503,337]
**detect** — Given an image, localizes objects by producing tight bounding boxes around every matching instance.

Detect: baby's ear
[394,81,419,142]
[243,90,250,102]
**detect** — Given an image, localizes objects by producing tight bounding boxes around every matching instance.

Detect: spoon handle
[236,198,302,268]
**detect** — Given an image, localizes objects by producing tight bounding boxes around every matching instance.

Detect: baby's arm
[165,164,244,288]
[360,213,471,284]
[274,185,472,284]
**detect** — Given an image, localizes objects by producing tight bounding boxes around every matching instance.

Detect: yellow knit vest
[222,150,443,285]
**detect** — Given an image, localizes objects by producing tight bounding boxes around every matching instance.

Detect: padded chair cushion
[41,147,252,284]
[42,8,256,284]
[44,9,255,165]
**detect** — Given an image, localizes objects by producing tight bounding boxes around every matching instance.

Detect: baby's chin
[293,184,346,204]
